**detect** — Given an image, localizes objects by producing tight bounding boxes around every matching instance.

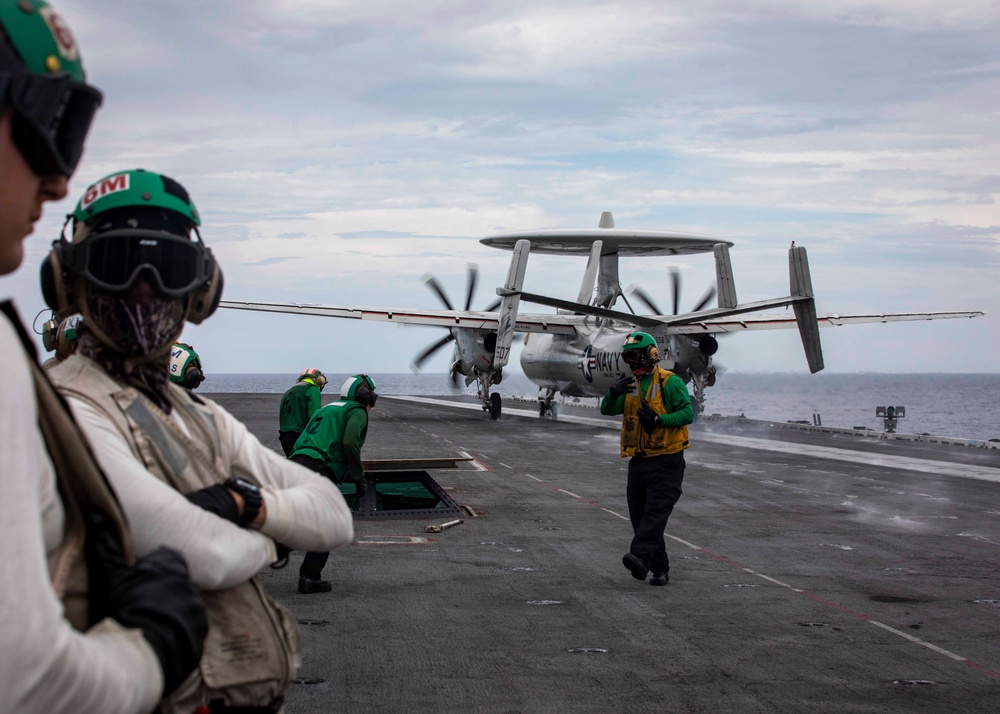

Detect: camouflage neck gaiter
[78,288,187,412]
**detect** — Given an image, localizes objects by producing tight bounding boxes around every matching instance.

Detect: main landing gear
[475,369,503,420]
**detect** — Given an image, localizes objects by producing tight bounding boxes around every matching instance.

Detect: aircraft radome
[220,212,984,420]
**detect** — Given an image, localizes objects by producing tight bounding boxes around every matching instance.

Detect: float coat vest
[620,368,690,458]
[50,355,302,713]
[1,302,134,632]
[291,400,367,481]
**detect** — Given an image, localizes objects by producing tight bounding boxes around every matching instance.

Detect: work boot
[649,572,669,586]
[622,553,649,581]
[298,576,332,594]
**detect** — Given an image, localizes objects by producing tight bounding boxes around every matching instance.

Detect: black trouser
[289,453,335,580]
[278,430,300,457]
[626,451,685,574]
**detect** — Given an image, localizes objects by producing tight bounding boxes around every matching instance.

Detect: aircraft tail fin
[575,239,603,305]
[714,244,737,308]
[493,239,530,369]
[789,245,824,373]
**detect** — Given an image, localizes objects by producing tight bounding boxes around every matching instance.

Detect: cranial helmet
[39,169,224,354]
[341,374,377,407]
[621,331,660,376]
[298,368,327,390]
[0,0,102,177]
[168,342,204,390]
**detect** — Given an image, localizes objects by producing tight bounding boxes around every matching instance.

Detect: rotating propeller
[628,268,716,316]
[410,264,502,385]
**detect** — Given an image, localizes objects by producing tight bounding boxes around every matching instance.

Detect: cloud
[6,0,995,375]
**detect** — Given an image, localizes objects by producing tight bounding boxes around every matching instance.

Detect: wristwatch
[226,477,263,528]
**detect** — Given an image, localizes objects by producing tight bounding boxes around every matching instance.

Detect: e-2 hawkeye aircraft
[220,212,984,419]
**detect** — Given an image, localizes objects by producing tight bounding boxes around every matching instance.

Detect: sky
[3,0,998,379]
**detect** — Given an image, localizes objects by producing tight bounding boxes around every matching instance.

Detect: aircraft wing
[662,310,985,335]
[218,300,579,336]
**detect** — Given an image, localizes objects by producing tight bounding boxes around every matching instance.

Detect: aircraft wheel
[490,392,502,420]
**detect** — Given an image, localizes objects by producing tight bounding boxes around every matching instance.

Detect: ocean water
[202,372,1000,442]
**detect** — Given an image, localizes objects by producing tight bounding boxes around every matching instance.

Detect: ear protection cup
[39,242,76,317]
[183,367,205,390]
[41,319,59,352]
[187,260,223,325]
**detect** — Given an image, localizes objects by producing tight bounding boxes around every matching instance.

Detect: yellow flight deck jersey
[600,368,694,458]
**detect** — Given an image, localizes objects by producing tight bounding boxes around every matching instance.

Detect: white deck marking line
[498,463,512,469]
[869,621,967,661]
[388,396,1000,680]
[601,508,629,521]
[388,395,1000,483]
[543,480,998,679]
[457,450,489,471]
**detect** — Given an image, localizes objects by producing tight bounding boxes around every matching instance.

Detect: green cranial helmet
[0,0,84,79]
[341,374,377,407]
[622,331,657,352]
[0,0,103,176]
[622,331,660,375]
[74,168,201,228]
[59,168,218,304]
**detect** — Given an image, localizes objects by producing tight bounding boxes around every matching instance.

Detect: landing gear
[691,371,709,416]
[489,392,502,420]
[538,387,557,418]
[474,370,503,420]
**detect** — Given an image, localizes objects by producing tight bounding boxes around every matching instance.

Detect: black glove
[637,405,660,432]
[85,511,207,697]
[185,484,240,524]
[609,375,635,398]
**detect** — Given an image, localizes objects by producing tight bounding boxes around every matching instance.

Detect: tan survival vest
[1,301,134,632]
[49,355,302,712]
[620,368,690,458]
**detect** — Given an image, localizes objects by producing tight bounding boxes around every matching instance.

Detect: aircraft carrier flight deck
[211,392,1000,713]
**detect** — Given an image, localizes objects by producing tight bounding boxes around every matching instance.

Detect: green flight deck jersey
[279,380,322,434]
[291,400,368,485]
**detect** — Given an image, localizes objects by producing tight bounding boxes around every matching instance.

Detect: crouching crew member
[600,332,694,587]
[278,368,327,456]
[290,374,376,593]
[44,168,355,713]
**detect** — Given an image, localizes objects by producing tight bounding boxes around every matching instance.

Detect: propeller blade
[484,298,501,313]
[464,264,479,311]
[692,284,717,313]
[629,286,663,315]
[411,333,455,371]
[670,267,680,315]
[421,274,455,311]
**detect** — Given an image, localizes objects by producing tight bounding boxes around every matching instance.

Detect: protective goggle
[0,71,102,178]
[62,229,213,297]
[622,349,646,366]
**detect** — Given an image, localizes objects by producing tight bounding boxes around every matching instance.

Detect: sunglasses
[63,229,213,297]
[1,70,102,177]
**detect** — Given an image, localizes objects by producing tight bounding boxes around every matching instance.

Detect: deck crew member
[45,168,355,713]
[278,368,327,456]
[290,374,376,593]
[600,332,694,586]
[1,4,207,711]
[168,341,205,390]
